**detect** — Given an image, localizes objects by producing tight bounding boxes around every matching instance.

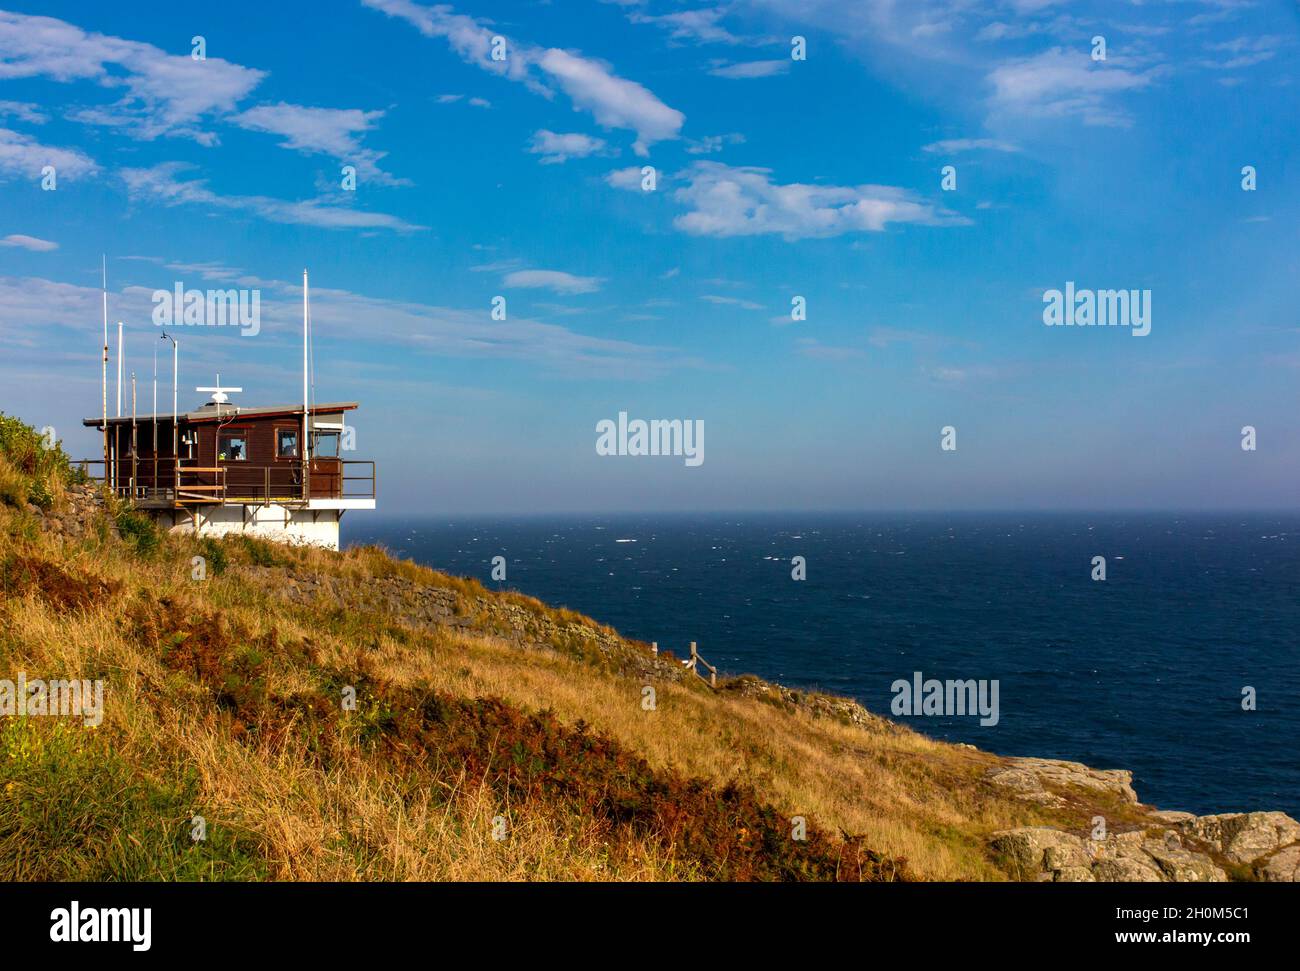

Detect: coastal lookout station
[82,386,376,550]
[80,270,375,551]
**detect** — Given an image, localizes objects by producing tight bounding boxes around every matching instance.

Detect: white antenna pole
[173,339,179,461]
[152,342,158,495]
[116,321,123,417]
[303,268,310,498]
[173,338,179,463]
[131,372,137,498]
[101,256,108,478]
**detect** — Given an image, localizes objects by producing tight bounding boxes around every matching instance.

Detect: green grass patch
[0,719,268,880]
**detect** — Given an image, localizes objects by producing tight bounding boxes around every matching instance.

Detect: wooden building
[82,390,375,550]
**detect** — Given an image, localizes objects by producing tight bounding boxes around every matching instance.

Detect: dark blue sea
[345,514,1299,818]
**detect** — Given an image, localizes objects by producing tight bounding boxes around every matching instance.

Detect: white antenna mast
[303,269,311,496]
[101,256,108,483]
[116,320,123,417]
[152,340,158,484]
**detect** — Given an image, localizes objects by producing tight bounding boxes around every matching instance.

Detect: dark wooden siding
[107,413,343,499]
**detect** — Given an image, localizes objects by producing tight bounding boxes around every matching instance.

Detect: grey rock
[991,826,1227,883]
[1257,844,1300,882]
[1180,811,1300,864]
[987,757,1137,805]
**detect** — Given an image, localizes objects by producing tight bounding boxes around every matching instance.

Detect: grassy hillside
[0,414,1165,881]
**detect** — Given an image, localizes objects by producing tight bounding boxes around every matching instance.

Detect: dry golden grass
[0,468,1117,881]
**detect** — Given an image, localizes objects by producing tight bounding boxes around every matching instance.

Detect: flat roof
[83,402,358,427]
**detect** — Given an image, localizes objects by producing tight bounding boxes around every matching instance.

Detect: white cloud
[535,48,684,155]
[362,0,532,82]
[686,133,746,154]
[0,273,691,379]
[0,127,98,181]
[233,103,408,185]
[502,269,603,294]
[921,138,1020,154]
[120,162,424,232]
[987,47,1160,127]
[0,234,57,252]
[700,294,763,310]
[364,0,684,152]
[672,161,968,239]
[628,8,746,45]
[795,337,868,361]
[0,100,47,124]
[1199,35,1287,70]
[605,165,653,190]
[527,129,610,164]
[709,59,790,79]
[0,10,265,142]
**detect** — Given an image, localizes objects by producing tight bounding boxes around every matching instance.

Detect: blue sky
[0,0,1296,513]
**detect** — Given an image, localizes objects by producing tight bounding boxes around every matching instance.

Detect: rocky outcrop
[1178,811,1300,865]
[1258,844,1300,882]
[986,757,1138,806]
[987,779,1300,882]
[991,827,1227,883]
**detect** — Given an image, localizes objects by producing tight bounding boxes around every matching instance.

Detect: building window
[218,433,248,462]
[277,428,299,459]
[312,430,339,458]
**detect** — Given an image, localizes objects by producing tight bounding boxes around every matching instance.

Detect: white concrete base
[152,504,342,550]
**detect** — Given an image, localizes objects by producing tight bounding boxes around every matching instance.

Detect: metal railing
[340,460,376,499]
[76,458,375,505]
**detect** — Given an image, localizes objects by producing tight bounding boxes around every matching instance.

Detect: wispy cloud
[502,269,603,294]
[700,294,763,310]
[685,132,746,154]
[535,48,684,156]
[232,103,408,186]
[1199,34,1288,70]
[363,0,684,154]
[921,138,1020,154]
[0,100,47,124]
[119,162,424,232]
[672,161,969,240]
[0,127,98,181]
[987,47,1162,127]
[628,8,748,46]
[527,129,611,164]
[0,10,264,144]
[0,272,691,379]
[795,337,868,361]
[0,234,57,252]
[437,93,492,108]
[708,59,790,79]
